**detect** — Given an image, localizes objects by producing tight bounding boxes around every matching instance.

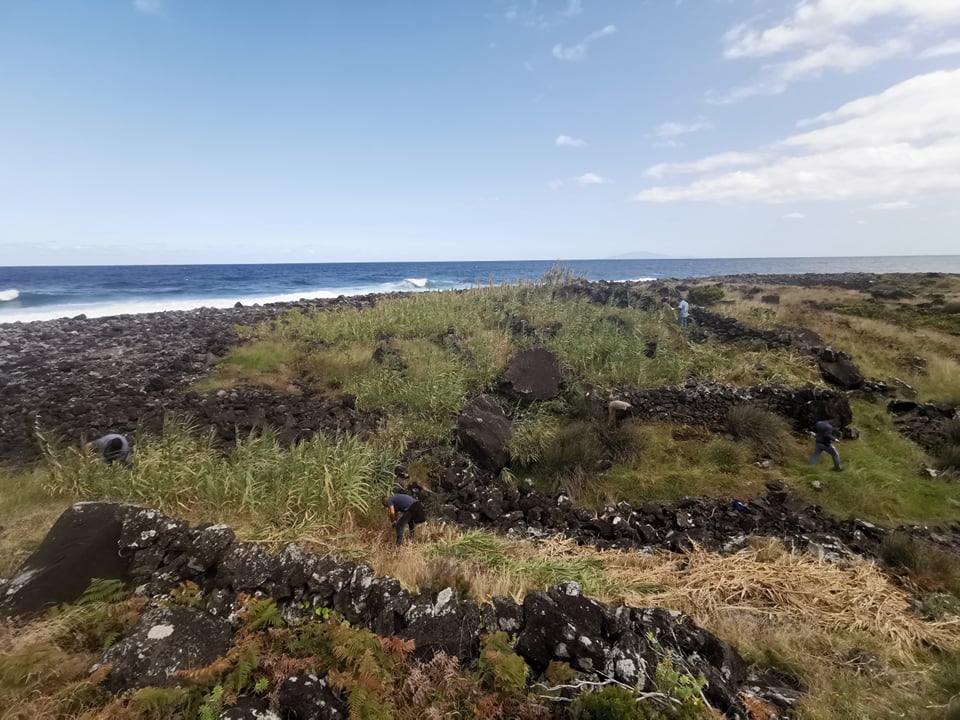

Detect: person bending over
[87,433,133,468]
[383,494,426,546]
[809,418,842,471]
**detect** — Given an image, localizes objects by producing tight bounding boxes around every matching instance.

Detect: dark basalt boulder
[400,587,483,662]
[497,347,562,403]
[219,696,275,719]
[456,394,512,472]
[217,542,280,593]
[0,501,137,617]
[278,674,348,720]
[815,347,864,390]
[516,582,655,687]
[99,605,234,691]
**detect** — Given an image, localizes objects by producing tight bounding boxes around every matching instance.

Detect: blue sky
[1,0,958,265]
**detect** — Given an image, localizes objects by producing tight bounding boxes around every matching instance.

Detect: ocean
[2,256,959,324]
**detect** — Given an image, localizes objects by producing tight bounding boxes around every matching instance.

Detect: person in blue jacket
[809,418,843,471]
[383,494,426,546]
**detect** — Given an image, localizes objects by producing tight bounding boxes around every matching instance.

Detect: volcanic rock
[100,605,234,691]
[497,347,562,402]
[456,394,512,472]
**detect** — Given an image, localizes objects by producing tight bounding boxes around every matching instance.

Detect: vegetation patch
[40,416,396,531]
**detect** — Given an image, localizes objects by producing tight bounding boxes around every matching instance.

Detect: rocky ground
[0,294,398,462]
[0,502,802,718]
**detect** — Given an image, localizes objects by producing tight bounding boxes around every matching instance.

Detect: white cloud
[547,179,565,191]
[556,134,586,148]
[507,0,582,30]
[712,39,910,103]
[559,0,583,20]
[871,200,916,209]
[724,1,960,59]
[133,0,163,14]
[645,151,766,178]
[634,69,960,204]
[783,212,806,220]
[716,0,960,100]
[576,172,608,186]
[653,118,713,139]
[553,25,616,62]
[920,38,960,58]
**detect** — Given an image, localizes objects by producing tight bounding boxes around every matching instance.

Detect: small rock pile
[432,469,886,561]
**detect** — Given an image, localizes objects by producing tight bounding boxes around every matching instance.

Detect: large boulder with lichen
[99,605,234,690]
[400,587,483,662]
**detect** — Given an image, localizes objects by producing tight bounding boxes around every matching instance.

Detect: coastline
[1,271,955,465]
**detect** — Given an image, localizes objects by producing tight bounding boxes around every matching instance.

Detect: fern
[77,578,129,606]
[479,632,528,697]
[241,597,284,632]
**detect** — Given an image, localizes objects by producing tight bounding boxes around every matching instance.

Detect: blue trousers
[679,316,688,328]
[809,443,841,470]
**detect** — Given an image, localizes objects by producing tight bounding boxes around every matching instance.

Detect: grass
[565,423,775,507]
[0,465,75,576]
[191,338,302,393]
[196,282,821,451]
[721,279,960,401]
[786,400,960,525]
[40,416,397,531]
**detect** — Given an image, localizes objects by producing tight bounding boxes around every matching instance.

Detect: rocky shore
[0,294,398,462]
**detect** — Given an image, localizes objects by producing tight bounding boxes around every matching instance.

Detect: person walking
[383,493,426,546]
[86,433,133,467]
[809,418,842,471]
[677,297,689,328]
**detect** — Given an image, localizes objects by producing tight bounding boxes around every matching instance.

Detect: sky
[1,0,959,265]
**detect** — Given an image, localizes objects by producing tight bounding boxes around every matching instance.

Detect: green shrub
[942,418,960,447]
[706,440,745,475]
[938,445,960,472]
[570,685,645,720]
[687,285,725,306]
[724,405,791,462]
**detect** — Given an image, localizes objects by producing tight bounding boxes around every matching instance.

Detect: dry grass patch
[723,283,960,401]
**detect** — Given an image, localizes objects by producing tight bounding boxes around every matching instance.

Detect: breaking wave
[0,289,19,302]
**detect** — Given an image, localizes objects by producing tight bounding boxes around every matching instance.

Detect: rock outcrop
[1,502,802,717]
[0,295,389,463]
[456,394,512,472]
[497,347,562,403]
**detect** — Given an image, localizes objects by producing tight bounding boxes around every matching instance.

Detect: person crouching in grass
[383,494,426,546]
[86,433,133,468]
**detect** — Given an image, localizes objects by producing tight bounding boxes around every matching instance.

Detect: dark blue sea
[2,256,959,323]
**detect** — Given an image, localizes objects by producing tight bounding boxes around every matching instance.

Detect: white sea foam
[0,279,466,323]
[626,276,657,282]
[0,289,19,302]
[404,278,428,288]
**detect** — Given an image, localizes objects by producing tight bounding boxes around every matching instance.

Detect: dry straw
[535,536,960,657]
